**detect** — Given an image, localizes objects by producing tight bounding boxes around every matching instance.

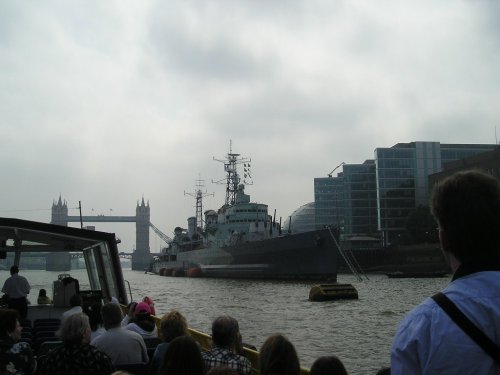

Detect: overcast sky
[1,1,499,252]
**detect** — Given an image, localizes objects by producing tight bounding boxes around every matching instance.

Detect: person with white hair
[38,312,113,375]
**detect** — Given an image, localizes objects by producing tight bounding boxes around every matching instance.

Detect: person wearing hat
[123,301,158,339]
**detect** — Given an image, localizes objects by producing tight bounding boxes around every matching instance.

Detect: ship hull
[152,228,337,280]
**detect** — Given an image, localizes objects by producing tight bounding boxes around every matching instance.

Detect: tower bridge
[51,196,166,271]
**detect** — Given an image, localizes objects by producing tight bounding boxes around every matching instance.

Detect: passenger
[202,315,252,375]
[310,355,348,375]
[150,309,189,375]
[159,335,205,375]
[259,333,300,375]
[37,289,52,305]
[0,308,36,375]
[120,301,137,326]
[124,301,158,339]
[1,265,31,318]
[142,296,156,316]
[91,302,148,365]
[38,312,113,375]
[391,170,500,374]
[61,293,83,322]
[83,301,105,341]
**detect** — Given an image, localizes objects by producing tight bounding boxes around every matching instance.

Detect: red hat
[134,302,151,315]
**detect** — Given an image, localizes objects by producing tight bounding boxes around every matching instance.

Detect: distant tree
[405,205,439,244]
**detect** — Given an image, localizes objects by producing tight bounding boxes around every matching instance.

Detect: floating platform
[309,283,358,301]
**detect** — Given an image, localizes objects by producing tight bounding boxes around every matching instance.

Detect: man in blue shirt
[391,170,500,374]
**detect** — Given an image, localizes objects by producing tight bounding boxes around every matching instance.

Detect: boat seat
[34,335,58,352]
[33,325,59,337]
[34,330,57,340]
[143,337,161,362]
[20,319,32,328]
[19,337,32,346]
[147,347,157,361]
[37,340,63,356]
[21,331,33,340]
[34,318,60,328]
[143,337,161,349]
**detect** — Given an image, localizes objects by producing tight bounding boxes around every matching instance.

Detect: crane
[328,162,345,177]
[149,222,173,244]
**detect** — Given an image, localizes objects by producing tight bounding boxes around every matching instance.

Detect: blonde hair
[159,310,188,342]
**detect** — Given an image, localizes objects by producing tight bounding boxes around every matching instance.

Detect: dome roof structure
[283,202,316,234]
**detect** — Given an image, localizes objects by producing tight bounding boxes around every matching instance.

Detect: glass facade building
[376,142,497,245]
[314,160,377,237]
[314,173,344,230]
[314,141,497,246]
[343,161,378,236]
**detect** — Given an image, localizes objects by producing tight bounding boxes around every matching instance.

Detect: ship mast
[184,176,213,227]
[213,141,251,206]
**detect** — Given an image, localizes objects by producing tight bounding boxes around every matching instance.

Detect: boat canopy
[0,217,128,305]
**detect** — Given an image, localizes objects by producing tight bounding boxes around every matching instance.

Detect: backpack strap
[432,292,500,364]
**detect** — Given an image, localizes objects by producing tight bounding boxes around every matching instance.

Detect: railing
[119,304,310,374]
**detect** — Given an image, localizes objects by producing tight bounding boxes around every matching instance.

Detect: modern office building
[314,173,344,230]
[376,142,497,245]
[315,160,378,238]
[429,146,500,186]
[342,161,378,237]
[314,141,497,247]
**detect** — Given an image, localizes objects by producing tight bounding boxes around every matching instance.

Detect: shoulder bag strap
[432,292,500,364]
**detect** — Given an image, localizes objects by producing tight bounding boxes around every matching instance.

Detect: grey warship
[151,146,338,280]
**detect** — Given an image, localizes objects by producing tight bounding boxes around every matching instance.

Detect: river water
[1,267,450,375]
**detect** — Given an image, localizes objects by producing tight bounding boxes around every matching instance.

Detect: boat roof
[0,217,118,253]
[0,217,128,304]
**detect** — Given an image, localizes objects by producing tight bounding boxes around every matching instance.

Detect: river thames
[1,268,450,375]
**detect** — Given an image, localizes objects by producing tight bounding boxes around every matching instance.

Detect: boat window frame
[83,242,119,302]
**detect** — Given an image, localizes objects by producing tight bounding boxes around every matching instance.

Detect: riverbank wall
[338,243,449,273]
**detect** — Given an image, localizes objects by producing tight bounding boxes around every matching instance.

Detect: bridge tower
[51,196,69,226]
[49,196,71,270]
[132,198,153,271]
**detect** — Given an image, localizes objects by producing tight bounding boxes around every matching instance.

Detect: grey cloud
[147,11,273,81]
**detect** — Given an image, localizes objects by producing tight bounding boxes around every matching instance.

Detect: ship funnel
[187,217,197,238]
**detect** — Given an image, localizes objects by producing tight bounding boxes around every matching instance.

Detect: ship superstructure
[152,145,337,280]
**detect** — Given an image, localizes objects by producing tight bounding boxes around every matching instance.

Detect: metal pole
[79,201,83,229]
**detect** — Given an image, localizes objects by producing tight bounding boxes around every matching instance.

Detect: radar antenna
[184,175,214,227]
[212,140,251,206]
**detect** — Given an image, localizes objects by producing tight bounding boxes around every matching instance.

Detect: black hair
[431,170,500,263]
[0,309,19,336]
[259,333,300,375]
[211,315,239,348]
[159,335,205,375]
[310,356,348,375]
[69,293,82,307]
[101,302,123,329]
